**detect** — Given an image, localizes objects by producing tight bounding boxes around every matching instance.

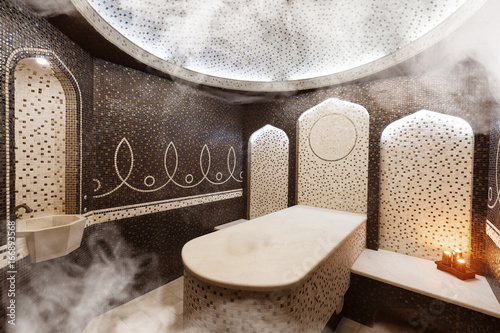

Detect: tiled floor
[82,277,184,333]
[82,277,415,333]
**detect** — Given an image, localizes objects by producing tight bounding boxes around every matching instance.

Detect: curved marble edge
[70,0,487,92]
[182,205,367,291]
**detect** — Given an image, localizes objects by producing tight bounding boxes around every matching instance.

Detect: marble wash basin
[16,215,86,263]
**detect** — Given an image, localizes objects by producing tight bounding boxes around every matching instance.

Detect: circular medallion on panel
[309,114,357,161]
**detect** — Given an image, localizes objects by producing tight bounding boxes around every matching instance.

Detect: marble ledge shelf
[351,249,500,319]
[213,219,248,231]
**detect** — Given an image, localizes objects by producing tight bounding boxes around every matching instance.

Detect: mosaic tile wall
[248,125,289,219]
[1,0,247,330]
[242,64,492,273]
[183,222,365,332]
[379,110,474,262]
[14,58,69,219]
[91,58,244,210]
[297,98,369,214]
[0,0,94,245]
[344,273,500,333]
[0,1,94,330]
[486,105,500,302]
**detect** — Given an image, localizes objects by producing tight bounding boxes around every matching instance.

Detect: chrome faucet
[14,203,33,218]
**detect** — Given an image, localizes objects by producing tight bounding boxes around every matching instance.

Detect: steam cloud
[108,0,467,82]
[7,1,500,331]
[366,0,500,135]
[19,0,75,17]
[10,225,160,333]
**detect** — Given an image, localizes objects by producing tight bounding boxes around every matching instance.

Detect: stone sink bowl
[16,215,86,263]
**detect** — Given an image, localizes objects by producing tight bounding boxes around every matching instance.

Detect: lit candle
[455,258,466,273]
[452,249,462,266]
[442,250,452,266]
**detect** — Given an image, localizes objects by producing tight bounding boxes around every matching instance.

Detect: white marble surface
[352,249,500,319]
[182,205,366,291]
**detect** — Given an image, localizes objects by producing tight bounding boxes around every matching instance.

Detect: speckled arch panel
[248,125,289,219]
[379,110,474,261]
[297,98,369,214]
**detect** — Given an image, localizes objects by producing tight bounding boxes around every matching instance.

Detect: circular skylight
[71,0,486,91]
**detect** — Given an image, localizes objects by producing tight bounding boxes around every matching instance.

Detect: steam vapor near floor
[10,225,160,333]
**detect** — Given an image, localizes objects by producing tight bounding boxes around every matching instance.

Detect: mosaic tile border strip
[487,220,500,250]
[4,47,83,222]
[488,137,500,210]
[86,189,243,227]
[70,0,487,92]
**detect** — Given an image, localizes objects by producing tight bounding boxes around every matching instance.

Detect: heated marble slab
[351,249,500,319]
[182,205,366,291]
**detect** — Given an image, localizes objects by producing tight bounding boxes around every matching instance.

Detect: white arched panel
[379,110,473,261]
[248,125,289,219]
[297,98,369,214]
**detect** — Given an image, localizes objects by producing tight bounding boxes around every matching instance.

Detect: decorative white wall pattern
[93,137,243,198]
[487,137,500,252]
[248,125,289,219]
[297,98,369,214]
[487,221,500,250]
[379,110,474,261]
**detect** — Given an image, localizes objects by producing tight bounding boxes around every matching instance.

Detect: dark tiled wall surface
[91,59,244,210]
[487,105,500,302]
[1,2,93,329]
[242,63,493,273]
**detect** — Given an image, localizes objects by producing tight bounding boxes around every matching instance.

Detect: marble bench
[344,249,500,332]
[182,205,366,332]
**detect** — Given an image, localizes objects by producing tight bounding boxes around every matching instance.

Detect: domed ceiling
[70,0,487,91]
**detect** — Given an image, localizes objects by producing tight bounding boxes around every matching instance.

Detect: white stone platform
[351,249,500,319]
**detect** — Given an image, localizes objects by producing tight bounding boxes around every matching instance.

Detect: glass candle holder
[452,249,462,268]
[442,250,452,266]
[455,258,466,273]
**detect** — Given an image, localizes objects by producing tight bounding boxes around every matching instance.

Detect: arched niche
[5,49,82,222]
